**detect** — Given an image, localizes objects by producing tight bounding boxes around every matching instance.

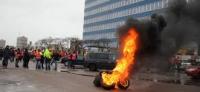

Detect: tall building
[0,39,6,48]
[83,0,169,47]
[17,36,28,49]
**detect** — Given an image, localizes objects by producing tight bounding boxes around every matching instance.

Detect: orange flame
[102,28,138,87]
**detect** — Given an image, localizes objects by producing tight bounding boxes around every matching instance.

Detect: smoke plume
[117,14,167,56]
[117,0,200,72]
[162,0,200,55]
[117,14,167,72]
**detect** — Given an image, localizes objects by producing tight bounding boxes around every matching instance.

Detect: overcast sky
[0,0,85,46]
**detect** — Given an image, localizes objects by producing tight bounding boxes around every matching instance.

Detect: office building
[0,39,6,48]
[17,36,28,49]
[83,0,169,47]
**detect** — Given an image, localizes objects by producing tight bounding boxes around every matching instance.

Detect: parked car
[61,55,85,68]
[185,66,200,79]
[71,56,85,66]
[84,52,117,71]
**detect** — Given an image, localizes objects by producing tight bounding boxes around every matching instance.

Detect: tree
[70,38,83,53]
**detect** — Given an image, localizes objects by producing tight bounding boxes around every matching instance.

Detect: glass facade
[83,0,169,47]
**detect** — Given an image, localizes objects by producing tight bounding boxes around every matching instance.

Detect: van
[84,52,117,71]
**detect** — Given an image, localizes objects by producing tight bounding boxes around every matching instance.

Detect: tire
[118,80,130,90]
[100,76,115,90]
[93,75,101,87]
[89,64,97,71]
[101,81,115,90]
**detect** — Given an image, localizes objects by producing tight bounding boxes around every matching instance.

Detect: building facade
[0,39,6,48]
[17,36,28,49]
[83,0,169,47]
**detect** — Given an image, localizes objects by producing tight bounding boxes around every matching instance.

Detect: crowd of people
[0,46,79,71]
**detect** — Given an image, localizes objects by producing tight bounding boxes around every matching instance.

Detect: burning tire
[101,80,115,90]
[100,71,115,90]
[93,71,130,90]
[93,75,101,87]
[93,71,115,90]
[93,19,139,91]
[117,80,130,90]
[93,75,115,90]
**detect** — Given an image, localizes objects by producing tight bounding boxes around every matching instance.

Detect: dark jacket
[3,47,10,59]
[0,49,3,57]
[23,50,30,61]
[53,51,60,61]
[10,49,15,57]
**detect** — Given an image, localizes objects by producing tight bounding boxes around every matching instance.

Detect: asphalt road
[0,61,200,92]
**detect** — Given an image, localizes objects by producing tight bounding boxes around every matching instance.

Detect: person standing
[10,48,15,63]
[0,48,3,61]
[31,50,36,61]
[60,49,66,58]
[41,50,45,69]
[35,49,42,69]
[43,48,52,71]
[23,49,30,68]
[51,49,60,71]
[2,46,10,69]
[67,52,72,68]
[70,51,77,69]
[60,50,67,66]
[71,51,77,61]
[15,48,22,68]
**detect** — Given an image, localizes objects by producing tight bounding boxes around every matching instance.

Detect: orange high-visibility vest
[35,51,42,60]
[60,51,66,57]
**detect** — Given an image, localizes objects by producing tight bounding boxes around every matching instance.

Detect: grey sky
[0,0,85,46]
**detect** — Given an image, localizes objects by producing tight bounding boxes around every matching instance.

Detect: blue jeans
[45,58,51,71]
[51,59,57,70]
[36,59,42,69]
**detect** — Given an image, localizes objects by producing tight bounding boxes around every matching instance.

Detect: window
[99,53,109,59]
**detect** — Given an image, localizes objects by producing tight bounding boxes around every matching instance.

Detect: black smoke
[117,14,167,56]
[117,14,167,72]
[162,0,200,56]
[117,0,200,72]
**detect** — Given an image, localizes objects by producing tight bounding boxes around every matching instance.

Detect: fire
[102,28,138,87]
